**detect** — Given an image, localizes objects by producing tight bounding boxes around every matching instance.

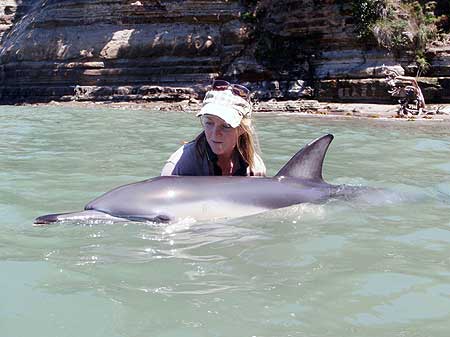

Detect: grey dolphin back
[33,133,338,225]
[275,134,334,181]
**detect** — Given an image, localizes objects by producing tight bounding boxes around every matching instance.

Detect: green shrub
[241,11,257,23]
[352,0,386,40]
[353,0,441,73]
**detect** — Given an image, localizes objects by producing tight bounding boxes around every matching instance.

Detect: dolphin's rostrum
[34,134,365,225]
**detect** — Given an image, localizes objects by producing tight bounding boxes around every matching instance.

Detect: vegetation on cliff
[352,0,449,73]
[243,0,448,77]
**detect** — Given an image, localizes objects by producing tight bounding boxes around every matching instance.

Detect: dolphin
[34,134,367,225]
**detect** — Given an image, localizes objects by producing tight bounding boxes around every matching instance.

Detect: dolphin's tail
[33,210,127,226]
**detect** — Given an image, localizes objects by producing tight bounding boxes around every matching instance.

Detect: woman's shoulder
[161,141,204,176]
[169,141,196,161]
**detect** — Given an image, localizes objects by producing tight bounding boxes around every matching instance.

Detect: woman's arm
[160,145,185,176]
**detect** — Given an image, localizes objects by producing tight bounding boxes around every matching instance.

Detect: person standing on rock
[161,80,266,176]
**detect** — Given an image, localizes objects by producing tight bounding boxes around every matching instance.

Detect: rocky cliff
[0,0,448,104]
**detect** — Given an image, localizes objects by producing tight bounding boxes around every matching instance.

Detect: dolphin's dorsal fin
[275,134,334,181]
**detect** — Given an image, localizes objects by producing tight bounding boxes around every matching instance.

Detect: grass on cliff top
[353,0,448,73]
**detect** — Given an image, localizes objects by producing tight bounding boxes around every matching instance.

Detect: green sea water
[1,105,450,337]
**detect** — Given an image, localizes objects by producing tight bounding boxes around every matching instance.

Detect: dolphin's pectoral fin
[121,213,173,223]
[153,214,172,223]
[275,134,333,182]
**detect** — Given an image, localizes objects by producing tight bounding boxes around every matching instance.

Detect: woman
[161,80,266,176]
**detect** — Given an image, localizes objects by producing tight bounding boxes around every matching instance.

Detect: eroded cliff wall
[0,0,448,103]
[0,0,251,102]
[243,0,449,102]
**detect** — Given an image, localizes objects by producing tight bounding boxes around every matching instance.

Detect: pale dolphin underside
[34,134,367,225]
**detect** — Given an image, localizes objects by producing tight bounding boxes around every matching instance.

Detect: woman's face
[201,115,240,158]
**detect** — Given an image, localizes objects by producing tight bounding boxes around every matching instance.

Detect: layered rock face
[0,0,251,102]
[247,0,449,102]
[0,0,448,103]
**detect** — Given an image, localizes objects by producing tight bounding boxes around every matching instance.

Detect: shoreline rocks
[20,99,450,122]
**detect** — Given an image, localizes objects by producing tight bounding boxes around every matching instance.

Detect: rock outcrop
[242,0,449,103]
[0,0,251,102]
[0,0,448,103]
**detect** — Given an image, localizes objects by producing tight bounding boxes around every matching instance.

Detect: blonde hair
[236,117,260,171]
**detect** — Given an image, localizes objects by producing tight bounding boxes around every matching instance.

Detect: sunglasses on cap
[211,80,251,100]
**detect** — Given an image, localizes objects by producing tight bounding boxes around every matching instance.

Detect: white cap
[196,90,252,128]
